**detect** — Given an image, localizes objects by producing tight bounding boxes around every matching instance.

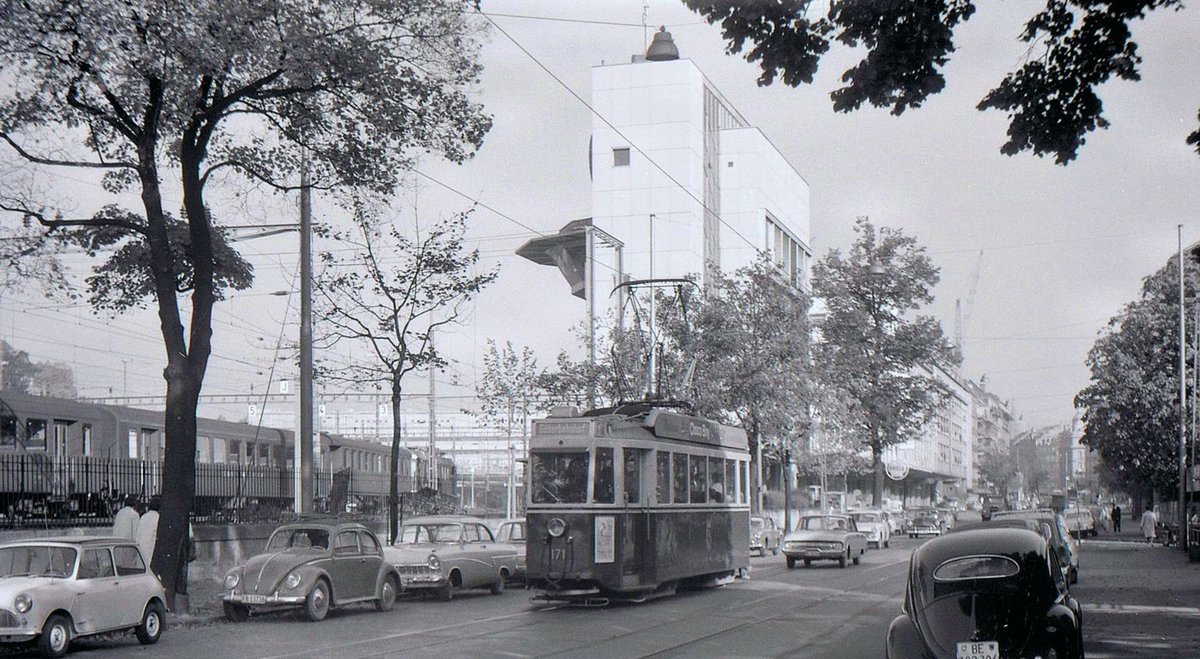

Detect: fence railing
[0,454,450,528]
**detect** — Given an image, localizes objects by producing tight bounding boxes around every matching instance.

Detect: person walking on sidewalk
[112,495,140,540]
[1140,504,1159,544]
[1112,504,1122,533]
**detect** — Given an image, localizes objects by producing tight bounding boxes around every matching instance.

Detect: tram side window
[740,461,750,504]
[725,459,736,504]
[623,448,641,504]
[689,455,707,504]
[530,451,588,504]
[594,447,615,504]
[672,453,688,503]
[708,457,725,503]
[656,452,671,504]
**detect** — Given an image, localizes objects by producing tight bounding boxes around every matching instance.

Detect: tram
[526,402,751,605]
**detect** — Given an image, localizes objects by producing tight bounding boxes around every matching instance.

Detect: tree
[0,341,78,398]
[680,256,812,515]
[683,0,1190,164]
[813,217,959,507]
[1075,255,1200,499]
[471,340,542,518]
[975,441,1019,504]
[0,0,489,604]
[315,207,496,542]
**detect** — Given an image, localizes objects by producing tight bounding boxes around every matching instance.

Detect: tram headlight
[547,518,568,538]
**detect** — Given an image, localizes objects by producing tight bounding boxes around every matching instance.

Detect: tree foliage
[0,0,490,603]
[473,339,542,434]
[315,206,496,541]
[813,217,959,504]
[1075,256,1199,497]
[684,0,1189,164]
[0,341,78,398]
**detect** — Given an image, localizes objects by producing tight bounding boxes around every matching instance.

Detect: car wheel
[223,601,250,622]
[839,551,848,568]
[771,544,780,556]
[490,575,505,595]
[884,539,890,548]
[803,558,812,568]
[38,613,71,658]
[304,579,331,622]
[437,582,454,602]
[376,575,398,612]
[853,550,861,566]
[786,556,796,569]
[135,601,165,645]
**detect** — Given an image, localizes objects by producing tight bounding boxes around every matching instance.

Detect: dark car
[886,527,1083,659]
[993,509,1080,584]
[222,520,400,622]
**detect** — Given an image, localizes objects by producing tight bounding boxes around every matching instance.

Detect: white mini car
[0,536,167,657]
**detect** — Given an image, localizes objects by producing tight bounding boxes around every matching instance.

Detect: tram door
[621,447,652,586]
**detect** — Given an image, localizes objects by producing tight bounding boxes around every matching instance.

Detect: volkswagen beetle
[886,527,1083,659]
[221,520,400,622]
[0,536,166,657]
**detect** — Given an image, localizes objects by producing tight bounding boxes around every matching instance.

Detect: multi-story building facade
[967,376,1017,491]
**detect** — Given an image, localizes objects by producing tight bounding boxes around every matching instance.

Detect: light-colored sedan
[492,519,527,582]
[384,515,517,600]
[0,536,166,657]
[782,515,868,569]
[1065,508,1097,538]
[849,509,891,548]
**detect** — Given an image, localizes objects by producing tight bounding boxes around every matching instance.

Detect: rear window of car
[934,556,1020,582]
[113,546,146,575]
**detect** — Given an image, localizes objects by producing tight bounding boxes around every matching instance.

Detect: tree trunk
[872,446,885,508]
[782,450,792,533]
[389,382,404,544]
[153,374,201,607]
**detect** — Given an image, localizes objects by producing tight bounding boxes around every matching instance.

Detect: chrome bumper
[223,593,306,605]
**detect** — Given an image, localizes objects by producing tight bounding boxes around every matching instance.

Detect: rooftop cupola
[645,26,679,61]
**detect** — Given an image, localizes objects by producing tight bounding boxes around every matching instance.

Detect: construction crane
[954,250,985,354]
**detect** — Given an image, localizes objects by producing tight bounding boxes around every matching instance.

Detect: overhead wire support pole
[297,156,314,515]
[1180,225,1188,550]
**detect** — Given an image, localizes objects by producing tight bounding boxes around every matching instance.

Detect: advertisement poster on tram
[595,516,615,563]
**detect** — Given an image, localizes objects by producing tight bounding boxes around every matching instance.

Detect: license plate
[240,594,268,604]
[956,641,998,659]
[806,549,821,556]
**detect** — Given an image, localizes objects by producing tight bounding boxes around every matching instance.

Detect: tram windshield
[530,451,589,504]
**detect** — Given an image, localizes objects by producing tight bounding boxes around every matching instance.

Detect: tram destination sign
[646,410,721,446]
[533,420,593,437]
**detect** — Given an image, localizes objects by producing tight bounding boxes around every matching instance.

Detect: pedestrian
[112,495,140,540]
[1140,503,1158,544]
[1096,505,1109,532]
[1112,504,1122,533]
[137,496,161,562]
[174,522,197,613]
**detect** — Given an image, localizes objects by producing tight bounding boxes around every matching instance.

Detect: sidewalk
[1087,514,1169,544]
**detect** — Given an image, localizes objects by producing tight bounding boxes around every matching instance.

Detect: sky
[3,0,1200,431]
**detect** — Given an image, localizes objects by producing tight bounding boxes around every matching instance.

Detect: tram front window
[530,451,588,504]
[594,447,615,504]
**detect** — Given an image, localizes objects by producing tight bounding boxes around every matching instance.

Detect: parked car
[384,515,516,600]
[493,519,527,581]
[750,515,783,556]
[886,527,1083,659]
[221,520,400,622]
[849,509,891,548]
[1065,507,1097,538]
[993,509,1080,584]
[908,512,942,538]
[781,514,868,569]
[0,536,166,657]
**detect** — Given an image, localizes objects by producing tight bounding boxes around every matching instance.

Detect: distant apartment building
[966,376,1017,491]
[880,364,975,503]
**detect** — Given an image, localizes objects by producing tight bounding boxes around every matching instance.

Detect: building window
[127,429,138,459]
[140,428,156,459]
[612,147,630,167]
[53,420,70,456]
[82,425,92,457]
[0,417,16,447]
[766,215,809,288]
[26,419,47,450]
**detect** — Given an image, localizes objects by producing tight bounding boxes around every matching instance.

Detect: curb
[168,613,224,630]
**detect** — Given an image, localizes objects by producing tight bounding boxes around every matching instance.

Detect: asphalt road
[16,533,1200,658]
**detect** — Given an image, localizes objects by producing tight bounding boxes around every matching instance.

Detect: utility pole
[427,333,438,491]
[296,159,314,514]
[1179,225,1189,550]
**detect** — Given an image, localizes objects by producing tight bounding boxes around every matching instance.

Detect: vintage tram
[526,402,750,605]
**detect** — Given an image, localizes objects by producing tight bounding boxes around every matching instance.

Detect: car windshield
[800,517,848,531]
[853,512,881,523]
[0,546,77,578]
[266,528,330,552]
[397,523,463,544]
[915,515,938,524]
[530,451,589,504]
[750,517,764,530]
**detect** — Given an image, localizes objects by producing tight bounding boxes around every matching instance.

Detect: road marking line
[1083,603,1200,617]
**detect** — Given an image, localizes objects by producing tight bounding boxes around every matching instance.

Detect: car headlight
[13,593,31,614]
[223,572,240,590]
[427,553,441,570]
[284,572,302,590]
[547,518,567,538]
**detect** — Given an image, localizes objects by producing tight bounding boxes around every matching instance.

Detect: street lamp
[869,257,887,278]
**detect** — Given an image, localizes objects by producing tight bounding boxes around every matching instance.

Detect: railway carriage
[526,403,750,605]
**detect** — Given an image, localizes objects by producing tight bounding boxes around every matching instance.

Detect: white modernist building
[588,29,811,289]
[883,365,976,496]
